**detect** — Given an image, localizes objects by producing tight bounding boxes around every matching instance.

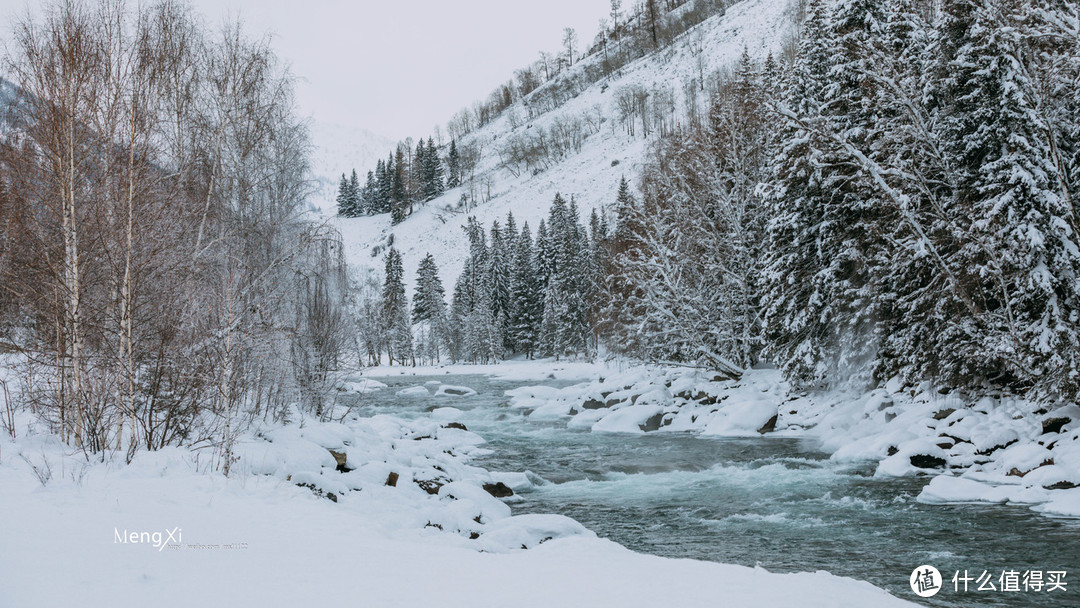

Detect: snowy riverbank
[503,364,1080,519]
[0,368,917,607]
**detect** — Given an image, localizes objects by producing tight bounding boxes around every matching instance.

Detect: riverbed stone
[582,399,607,410]
[933,408,955,421]
[1042,417,1070,435]
[482,482,514,498]
[639,413,664,432]
[909,454,947,469]
[415,478,445,495]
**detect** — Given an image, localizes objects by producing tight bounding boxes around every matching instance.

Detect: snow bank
[505,362,1080,520]
[335,374,388,394]
[0,362,918,608]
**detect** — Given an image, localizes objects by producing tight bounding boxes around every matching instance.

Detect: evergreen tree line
[338,137,462,223]
[363,193,611,365]
[607,0,1080,398]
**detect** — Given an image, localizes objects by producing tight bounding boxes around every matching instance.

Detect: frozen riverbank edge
[1,360,923,608]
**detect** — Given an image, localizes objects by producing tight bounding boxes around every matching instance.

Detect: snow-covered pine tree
[347,169,362,216]
[336,173,351,216]
[488,220,514,354]
[534,218,554,289]
[761,0,842,386]
[446,139,461,188]
[930,0,1080,395]
[612,175,636,246]
[813,0,893,387]
[381,247,413,366]
[424,137,444,200]
[412,138,426,204]
[450,218,499,363]
[364,170,377,215]
[539,194,591,357]
[510,222,542,358]
[376,157,393,214]
[413,253,450,364]
[503,211,518,251]
[587,207,607,351]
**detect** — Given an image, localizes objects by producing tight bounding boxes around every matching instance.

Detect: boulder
[385,472,399,487]
[757,413,779,434]
[442,422,468,431]
[581,399,607,410]
[639,413,664,432]
[976,439,1018,456]
[1042,417,1070,435]
[909,454,947,469]
[933,408,956,421]
[482,482,514,498]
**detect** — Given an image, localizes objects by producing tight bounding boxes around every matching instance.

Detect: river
[354,372,1079,607]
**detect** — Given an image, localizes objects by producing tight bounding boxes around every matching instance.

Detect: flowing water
[354,373,1080,607]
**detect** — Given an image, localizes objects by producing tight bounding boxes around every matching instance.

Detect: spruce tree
[510,222,541,358]
[413,253,449,363]
[391,147,408,224]
[336,173,351,217]
[451,218,499,363]
[364,170,377,215]
[348,169,362,216]
[413,138,426,204]
[423,137,444,200]
[613,175,636,245]
[930,0,1080,393]
[539,194,590,357]
[446,139,461,188]
[489,220,513,353]
[381,247,413,365]
[761,0,841,385]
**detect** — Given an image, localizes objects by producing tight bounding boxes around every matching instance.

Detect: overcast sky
[186,0,613,140]
[0,1,611,140]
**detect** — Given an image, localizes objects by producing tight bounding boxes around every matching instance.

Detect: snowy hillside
[331,0,799,289]
[308,120,394,214]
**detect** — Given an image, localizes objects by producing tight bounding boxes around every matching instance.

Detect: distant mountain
[331,0,798,292]
[307,120,394,215]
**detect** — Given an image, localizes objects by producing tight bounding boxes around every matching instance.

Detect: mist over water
[355,374,1080,608]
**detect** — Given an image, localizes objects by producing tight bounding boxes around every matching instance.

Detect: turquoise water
[355,373,1080,607]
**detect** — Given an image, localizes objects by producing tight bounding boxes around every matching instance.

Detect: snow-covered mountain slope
[308,120,394,214]
[330,0,799,290]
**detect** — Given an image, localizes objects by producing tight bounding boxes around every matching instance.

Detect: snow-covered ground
[323,0,799,292]
[505,365,1080,519]
[0,363,917,608]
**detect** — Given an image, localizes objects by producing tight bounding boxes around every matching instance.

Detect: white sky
[0,0,612,140]
[186,0,613,140]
